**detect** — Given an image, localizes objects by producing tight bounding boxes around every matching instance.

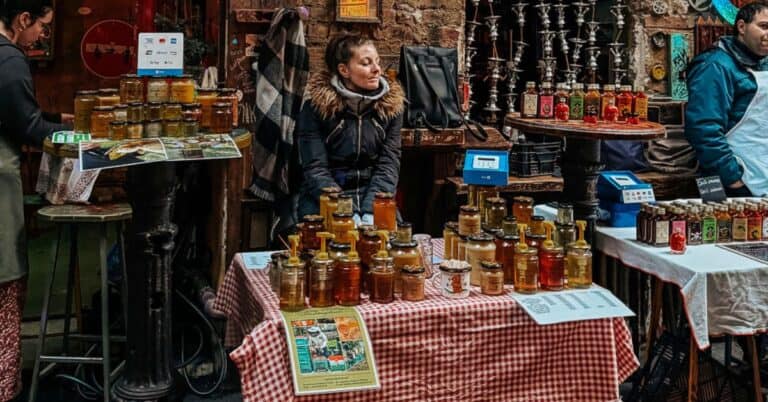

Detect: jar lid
[128,101,144,107]
[148,101,163,106]
[468,233,494,242]
[391,240,418,249]
[92,106,115,111]
[198,88,218,93]
[98,88,118,94]
[439,260,471,273]
[321,186,342,194]
[213,102,231,108]
[332,211,353,218]
[164,118,182,123]
[375,192,394,199]
[362,228,380,238]
[219,88,236,94]
[121,74,139,78]
[338,194,352,200]
[182,103,202,109]
[532,215,545,222]
[109,121,127,126]
[487,197,506,205]
[329,241,351,251]
[164,102,181,106]
[75,89,98,96]
[502,215,517,222]
[113,104,128,109]
[495,232,520,241]
[513,196,533,203]
[401,265,425,274]
[182,118,198,123]
[148,119,163,123]
[460,205,480,213]
[397,222,412,229]
[480,261,501,270]
[301,214,324,223]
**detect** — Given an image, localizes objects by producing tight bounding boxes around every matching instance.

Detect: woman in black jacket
[296,33,404,223]
[0,1,70,399]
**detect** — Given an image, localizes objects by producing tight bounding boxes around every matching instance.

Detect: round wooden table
[43,130,251,401]
[504,116,666,243]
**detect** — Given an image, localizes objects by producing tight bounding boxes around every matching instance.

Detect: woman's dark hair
[0,0,53,28]
[737,2,768,25]
[324,32,373,73]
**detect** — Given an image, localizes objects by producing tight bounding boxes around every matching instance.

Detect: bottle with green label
[702,206,717,244]
[569,83,585,120]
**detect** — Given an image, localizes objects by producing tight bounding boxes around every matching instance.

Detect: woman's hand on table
[61,113,75,125]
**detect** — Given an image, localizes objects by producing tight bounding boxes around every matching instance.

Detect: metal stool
[29,203,132,402]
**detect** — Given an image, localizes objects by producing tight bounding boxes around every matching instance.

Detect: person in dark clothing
[0,1,70,399]
[296,33,404,224]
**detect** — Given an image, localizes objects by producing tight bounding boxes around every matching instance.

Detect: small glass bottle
[653,208,670,247]
[127,102,144,123]
[300,215,324,251]
[687,207,703,246]
[529,215,546,236]
[747,203,763,241]
[162,103,183,120]
[633,85,648,120]
[480,261,504,296]
[601,84,616,120]
[670,227,687,255]
[670,207,687,244]
[636,204,649,243]
[716,206,732,243]
[335,231,362,306]
[280,235,306,311]
[554,203,577,248]
[401,265,426,301]
[309,233,335,308]
[495,231,518,285]
[566,221,592,289]
[702,206,718,244]
[569,83,585,120]
[502,216,518,236]
[465,233,496,286]
[513,224,539,294]
[539,222,565,291]
[332,212,355,244]
[373,192,397,232]
[163,119,183,137]
[554,98,570,121]
[369,231,395,303]
[584,83,601,119]
[732,204,748,242]
[144,119,163,138]
[538,82,555,119]
[616,85,634,121]
[458,205,482,236]
[485,197,507,231]
[182,119,199,137]
[513,196,534,226]
[555,82,570,107]
[521,81,538,118]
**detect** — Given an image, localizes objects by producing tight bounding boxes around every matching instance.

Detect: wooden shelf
[446,175,563,194]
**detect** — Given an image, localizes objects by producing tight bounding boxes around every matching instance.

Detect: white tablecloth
[535,204,768,349]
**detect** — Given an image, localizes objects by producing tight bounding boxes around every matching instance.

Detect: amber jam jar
[513,196,534,226]
[97,88,120,106]
[332,212,355,244]
[197,89,219,129]
[373,192,397,232]
[147,77,170,103]
[127,102,144,123]
[400,265,426,301]
[120,74,144,104]
[480,261,505,295]
[109,121,128,140]
[458,205,481,236]
[390,238,419,295]
[218,88,239,127]
[182,103,203,125]
[465,233,496,286]
[146,102,163,121]
[335,256,361,306]
[162,103,183,120]
[300,215,324,251]
[170,75,196,104]
[89,106,115,138]
[369,254,395,304]
[495,232,518,285]
[74,90,98,133]
[358,229,382,293]
[211,102,232,134]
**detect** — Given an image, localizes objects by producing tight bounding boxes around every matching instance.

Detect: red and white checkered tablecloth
[214,239,639,402]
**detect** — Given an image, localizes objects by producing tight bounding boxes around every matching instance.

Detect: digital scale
[597,171,655,227]
[463,150,509,186]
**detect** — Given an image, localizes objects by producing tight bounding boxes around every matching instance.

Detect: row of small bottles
[521,81,648,123]
[447,196,593,294]
[637,199,768,251]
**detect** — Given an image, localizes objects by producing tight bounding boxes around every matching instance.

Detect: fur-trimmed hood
[305,71,405,121]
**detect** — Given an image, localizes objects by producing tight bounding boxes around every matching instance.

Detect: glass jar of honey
[163,119,183,137]
[390,238,420,295]
[182,103,203,125]
[335,232,362,306]
[400,265,426,301]
[109,121,128,140]
[458,205,482,236]
[182,119,199,137]
[280,259,306,311]
[162,103,183,120]
[502,216,517,236]
[144,120,163,138]
[485,197,507,231]
[373,192,397,232]
[480,261,504,296]
[443,222,458,260]
[332,212,355,243]
[326,193,340,229]
[89,106,115,138]
[74,90,98,133]
[112,104,128,123]
[438,260,472,299]
[300,215,324,251]
[566,221,592,289]
[309,257,335,308]
[495,232,518,284]
[328,241,351,263]
[337,194,354,215]
[97,88,120,106]
[126,122,143,139]
[530,215,546,236]
[120,74,144,104]
[211,102,232,134]
[127,102,144,123]
[147,77,170,103]
[456,235,468,261]
[358,229,382,289]
[539,223,565,291]
[369,253,395,303]
[513,196,534,226]
[146,102,163,121]
[513,224,539,294]
[269,251,289,295]
[394,222,413,243]
[170,75,196,104]
[218,88,239,127]
[197,89,219,129]
[319,187,342,230]
[465,233,496,286]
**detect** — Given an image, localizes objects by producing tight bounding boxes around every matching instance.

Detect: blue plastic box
[599,200,640,227]
[463,150,509,186]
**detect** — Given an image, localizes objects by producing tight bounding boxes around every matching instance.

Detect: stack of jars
[74,74,240,139]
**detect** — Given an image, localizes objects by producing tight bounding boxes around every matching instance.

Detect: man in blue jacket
[685,3,768,197]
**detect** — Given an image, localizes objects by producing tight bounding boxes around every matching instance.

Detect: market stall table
[43,130,251,401]
[214,240,639,402]
[504,117,666,243]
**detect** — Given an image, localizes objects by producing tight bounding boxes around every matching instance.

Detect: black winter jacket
[296,72,405,217]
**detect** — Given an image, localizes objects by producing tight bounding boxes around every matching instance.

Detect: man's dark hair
[0,0,53,29]
[737,2,768,25]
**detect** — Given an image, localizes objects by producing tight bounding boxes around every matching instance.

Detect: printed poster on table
[511,285,635,325]
[279,307,380,395]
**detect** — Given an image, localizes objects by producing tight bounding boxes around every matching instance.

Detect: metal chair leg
[62,224,79,355]
[99,223,111,402]
[117,221,129,331]
[28,225,64,402]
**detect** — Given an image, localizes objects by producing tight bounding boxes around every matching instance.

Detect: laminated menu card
[511,285,635,325]
[279,306,380,395]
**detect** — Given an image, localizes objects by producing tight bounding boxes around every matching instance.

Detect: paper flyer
[511,285,635,325]
[279,306,380,395]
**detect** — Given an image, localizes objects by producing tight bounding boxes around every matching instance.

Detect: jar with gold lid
[217,88,239,127]
[394,222,413,243]
[182,103,203,124]
[335,231,362,306]
[147,77,170,103]
[390,236,419,295]
[126,122,143,139]
[170,75,196,104]
[309,232,335,308]
[211,102,232,133]
[480,261,504,295]
[373,192,397,232]
[299,215,324,252]
[146,102,163,121]
[144,120,163,138]
[120,74,144,104]
[127,102,144,123]
[513,196,534,225]
[485,197,507,231]
[530,215,546,236]
[97,88,120,106]
[90,106,115,138]
[163,119,183,137]
[513,224,539,294]
[162,103,183,120]
[182,119,199,137]
[458,205,481,236]
[502,216,518,236]
[325,193,340,229]
[566,221,592,289]
[74,90,98,133]
[332,212,355,244]
[465,233,496,286]
[109,121,128,140]
[197,89,218,128]
[400,265,426,301]
[112,104,128,122]
[539,222,565,291]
